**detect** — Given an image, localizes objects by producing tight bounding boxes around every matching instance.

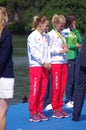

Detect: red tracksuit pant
[51,63,68,111]
[28,66,48,115]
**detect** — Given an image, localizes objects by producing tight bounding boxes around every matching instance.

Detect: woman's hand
[48,63,51,70]
[62,43,68,48]
[61,44,70,53]
[43,63,51,70]
[76,43,81,48]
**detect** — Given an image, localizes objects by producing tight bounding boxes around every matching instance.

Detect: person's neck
[36,27,43,34]
[54,27,59,32]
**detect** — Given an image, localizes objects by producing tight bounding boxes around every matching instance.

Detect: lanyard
[55,30,65,43]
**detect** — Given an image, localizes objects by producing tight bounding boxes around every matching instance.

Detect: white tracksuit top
[48,29,67,64]
[27,30,51,67]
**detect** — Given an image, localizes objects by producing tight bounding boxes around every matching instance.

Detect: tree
[0,0,7,6]
[41,0,86,33]
[1,0,86,34]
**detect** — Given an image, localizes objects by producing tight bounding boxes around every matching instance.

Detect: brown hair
[65,14,76,28]
[32,15,48,30]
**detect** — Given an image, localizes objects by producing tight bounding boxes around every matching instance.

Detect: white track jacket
[48,29,67,64]
[27,30,51,66]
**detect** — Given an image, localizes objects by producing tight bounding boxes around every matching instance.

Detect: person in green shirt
[62,14,82,108]
[72,30,86,121]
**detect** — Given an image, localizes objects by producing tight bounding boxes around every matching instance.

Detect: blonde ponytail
[32,16,39,30]
[0,6,7,36]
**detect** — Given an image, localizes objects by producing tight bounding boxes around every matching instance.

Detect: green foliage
[41,0,86,33]
[0,0,7,6]
[1,0,86,34]
[23,6,39,33]
[7,20,26,34]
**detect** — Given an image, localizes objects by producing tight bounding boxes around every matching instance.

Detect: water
[11,48,29,104]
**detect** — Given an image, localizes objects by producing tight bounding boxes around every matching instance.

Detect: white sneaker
[44,104,52,111]
[65,101,74,108]
[71,101,74,105]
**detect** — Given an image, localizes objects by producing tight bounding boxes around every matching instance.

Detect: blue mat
[7,101,86,130]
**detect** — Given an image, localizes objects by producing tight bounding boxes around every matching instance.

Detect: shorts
[0,77,14,99]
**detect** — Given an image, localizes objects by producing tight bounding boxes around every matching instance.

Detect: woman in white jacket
[27,15,51,122]
[48,14,69,118]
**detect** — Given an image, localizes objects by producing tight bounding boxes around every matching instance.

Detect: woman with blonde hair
[0,6,14,130]
[27,15,51,122]
[48,14,69,118]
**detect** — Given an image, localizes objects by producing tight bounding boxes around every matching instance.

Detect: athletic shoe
[29,114,41,122]
[60,109,70,118]
[44,104,52,111]
[38,113,49,121]
[52,110,64,118]
[65,101,74,108]
[71,101,74,105]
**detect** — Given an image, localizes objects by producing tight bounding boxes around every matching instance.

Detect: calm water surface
[11,48,29,104]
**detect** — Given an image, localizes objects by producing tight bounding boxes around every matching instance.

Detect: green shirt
[73,29,82,44]
[66,31,77,60]
[73,29,82,55]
